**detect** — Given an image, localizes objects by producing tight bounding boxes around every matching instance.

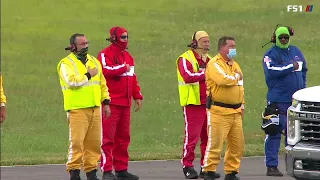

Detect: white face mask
[227,49,237,59]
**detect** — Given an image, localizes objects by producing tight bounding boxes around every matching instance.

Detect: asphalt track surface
[1,156,295,180]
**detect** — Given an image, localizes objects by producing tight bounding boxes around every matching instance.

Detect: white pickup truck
[285,86,320,180]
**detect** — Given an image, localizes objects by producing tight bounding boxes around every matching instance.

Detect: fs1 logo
[287,5,314,12]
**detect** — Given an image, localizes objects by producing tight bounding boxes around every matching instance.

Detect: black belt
[212,101,242,109]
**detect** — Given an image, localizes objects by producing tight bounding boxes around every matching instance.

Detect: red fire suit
[177,50,210,168]
[97,36,143,172]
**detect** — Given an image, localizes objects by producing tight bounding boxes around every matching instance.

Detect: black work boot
[70,169,81,180]
[102,171,118,180]
[183,167,198,179]
[86,169,99,180]
[115,170,139,180]
[224,171,240,180]
[266,167,283,176]
[204,171,221,180]
[199,167,205,178]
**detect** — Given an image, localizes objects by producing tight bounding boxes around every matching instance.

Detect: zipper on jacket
[86,58,95,106]
[121,52,130,105]
[287,49,299,88]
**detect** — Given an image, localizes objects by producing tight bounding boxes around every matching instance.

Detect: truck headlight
[292,98,299,108]
[294,160,303,169]
[287,107,301,145]
[287,110,296,139]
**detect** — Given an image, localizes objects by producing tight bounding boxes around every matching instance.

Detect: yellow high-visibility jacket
[205,53,245,115]
[57,53,110,111]
[0,74,7,107]
[176,50,213,106]
[176,50,201,106]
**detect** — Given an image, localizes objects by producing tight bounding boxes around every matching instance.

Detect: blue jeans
[264,102,291,167]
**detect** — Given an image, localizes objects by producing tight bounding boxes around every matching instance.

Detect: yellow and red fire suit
[203,53,245,175]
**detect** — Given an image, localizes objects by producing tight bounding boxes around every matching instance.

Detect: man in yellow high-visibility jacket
[0,73,7,123]
[176,31,220,179]
[57,33,111,180]
[203,36,245,180]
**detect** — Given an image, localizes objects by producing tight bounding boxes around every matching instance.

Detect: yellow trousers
[203,112,245,174]
[66,107,101,173]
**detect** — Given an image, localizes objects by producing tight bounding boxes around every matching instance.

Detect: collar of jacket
[71,53,88,65]
[110,44,126,53]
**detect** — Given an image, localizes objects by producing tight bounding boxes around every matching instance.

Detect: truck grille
[301,101,320,113]
[302,159,320,171]
[300,120,320,144]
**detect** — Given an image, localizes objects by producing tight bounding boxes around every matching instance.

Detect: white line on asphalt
[0,156,265,168]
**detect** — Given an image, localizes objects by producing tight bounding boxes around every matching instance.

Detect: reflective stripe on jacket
[205,53,245,115]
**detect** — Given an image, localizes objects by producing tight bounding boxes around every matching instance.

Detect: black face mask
[75,47,88,60]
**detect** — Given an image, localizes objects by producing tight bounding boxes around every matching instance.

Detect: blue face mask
[227,49,236,59]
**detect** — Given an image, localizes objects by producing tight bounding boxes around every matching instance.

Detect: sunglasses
[120,35,128,39]
[278,36,289,40]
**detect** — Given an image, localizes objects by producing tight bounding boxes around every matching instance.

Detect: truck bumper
[286,143,320,179]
